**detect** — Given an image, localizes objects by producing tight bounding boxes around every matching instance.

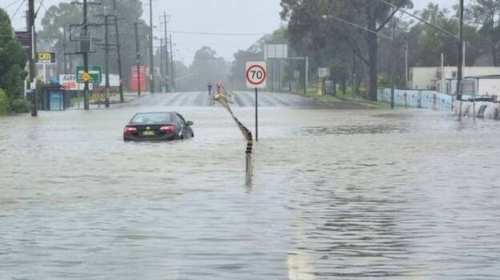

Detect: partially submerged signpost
[246,61,267,142]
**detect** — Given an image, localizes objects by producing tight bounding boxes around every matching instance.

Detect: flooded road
[1,92,500,279]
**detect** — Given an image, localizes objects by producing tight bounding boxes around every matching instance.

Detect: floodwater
[1,92,500,280]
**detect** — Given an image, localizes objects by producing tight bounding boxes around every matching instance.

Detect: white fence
[378,88,454,112]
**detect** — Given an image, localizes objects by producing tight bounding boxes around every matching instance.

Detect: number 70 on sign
[246,62,267,89]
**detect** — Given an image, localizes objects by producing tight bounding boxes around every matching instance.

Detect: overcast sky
[4,0,458,64]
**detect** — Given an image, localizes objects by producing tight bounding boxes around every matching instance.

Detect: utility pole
[149,0,155,94]
[405,40,408,89]
[104,15,110,108]
[352,51,357,99]
[68,25,73,73]
[457,0,464,120]
[391,16,396,109]
[83,0,90,110]
[169,34,175,91]
[160,38,164,91]
[69,0,100,111]
[160,12,170,92]
[112,0,124,102]
[135,22,141,97]
[63,26,68,74]
[28,0,37,117]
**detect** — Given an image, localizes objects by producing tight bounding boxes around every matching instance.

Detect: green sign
[76,66,102,83]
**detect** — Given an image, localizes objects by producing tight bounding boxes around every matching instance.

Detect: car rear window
[130,113,173,124]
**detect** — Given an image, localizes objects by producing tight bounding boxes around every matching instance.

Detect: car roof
[135,112,176,114]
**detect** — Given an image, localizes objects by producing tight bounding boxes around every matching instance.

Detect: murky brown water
[1,92,500,279]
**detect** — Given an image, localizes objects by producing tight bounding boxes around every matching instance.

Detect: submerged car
[123,112,194,141]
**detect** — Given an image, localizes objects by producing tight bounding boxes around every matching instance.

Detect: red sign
[130,66,146,92]
[246,62,267,88]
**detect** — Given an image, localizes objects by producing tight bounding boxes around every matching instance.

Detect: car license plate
[142,131,155,136]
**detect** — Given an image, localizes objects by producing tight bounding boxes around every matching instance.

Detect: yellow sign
[36,52,55,63]
[81,72,91,83]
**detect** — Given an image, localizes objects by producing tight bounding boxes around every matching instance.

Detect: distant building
[440,75,500,99]
[409,67,500,94]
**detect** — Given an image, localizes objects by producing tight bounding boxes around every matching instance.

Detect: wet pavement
[1,92,500,279]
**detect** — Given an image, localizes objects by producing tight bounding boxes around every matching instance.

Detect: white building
[439,75,500,99]
[409,67,500,94]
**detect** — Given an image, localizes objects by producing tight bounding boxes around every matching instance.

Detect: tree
[229,28,288,89]
[189,47,229,90]
[0,8,28,113]
[281,0,412,100]
[37,2,82,73]
[470,0,500,65]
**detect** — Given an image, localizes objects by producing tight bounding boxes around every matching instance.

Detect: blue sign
[49,91,63,111]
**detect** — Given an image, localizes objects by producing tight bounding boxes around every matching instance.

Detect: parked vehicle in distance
[123,112,194,141]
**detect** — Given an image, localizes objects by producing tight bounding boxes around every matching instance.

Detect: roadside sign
[246,62,267,89]
[59,74,94,91]
[76,66,102,84]
[246,61,267,142]
[264,44,288,59]
[318,67,330,78]
[82,72,91,82]
[36,52,56,64]
[100,74,120,87]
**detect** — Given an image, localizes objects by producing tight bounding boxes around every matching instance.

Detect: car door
[175,113,190,139]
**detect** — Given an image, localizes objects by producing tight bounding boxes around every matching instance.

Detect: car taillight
[160,125,175,134]
[124,127,137,135]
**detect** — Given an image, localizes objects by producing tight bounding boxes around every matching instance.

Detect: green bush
[0,89,8,115]
[10,99,30,114]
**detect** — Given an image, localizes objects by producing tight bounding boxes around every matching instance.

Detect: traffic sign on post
[76,65,102,84]
[246,62,267,89]
[246,61,267,142]
[81,72,91,83]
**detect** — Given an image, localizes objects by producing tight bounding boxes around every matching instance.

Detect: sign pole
[255,87,258,142]
[246,61,267,142]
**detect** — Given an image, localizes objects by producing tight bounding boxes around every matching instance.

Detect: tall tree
[229,28,288,89]
[0,8,27,112]
[470,0,500,65]
[189,47,229,90]
[281,0,412,100]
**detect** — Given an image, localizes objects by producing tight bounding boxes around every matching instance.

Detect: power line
[170,30,267,36]
[38,0,48,13]
[9,0,26,21]
[3,0,23,9]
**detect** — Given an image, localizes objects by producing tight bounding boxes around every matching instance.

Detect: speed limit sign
[246,62,267,88]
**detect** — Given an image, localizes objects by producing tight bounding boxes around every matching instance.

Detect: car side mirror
[187,121,194,126]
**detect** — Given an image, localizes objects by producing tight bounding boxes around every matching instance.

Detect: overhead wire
[170,30,267,36]
[3,0,23,9]
[9,0,26,21]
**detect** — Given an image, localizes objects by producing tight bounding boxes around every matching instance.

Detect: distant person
[207,82,213,95]
[216,81,223,94]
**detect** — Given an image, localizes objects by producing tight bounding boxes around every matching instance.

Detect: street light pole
[149,0,155,94]
[391,16,396,109]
